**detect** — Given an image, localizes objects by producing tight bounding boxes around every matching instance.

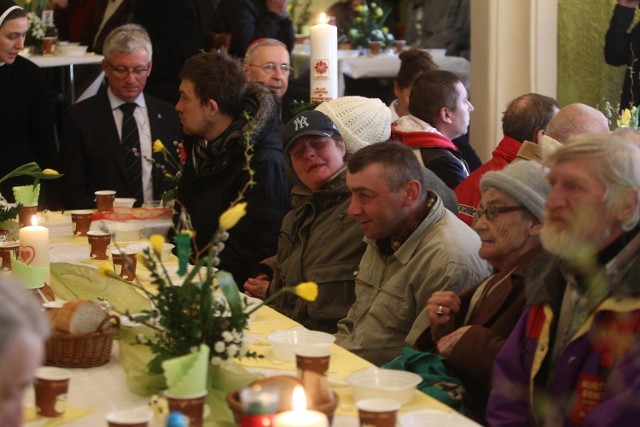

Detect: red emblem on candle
[20,245,36,264]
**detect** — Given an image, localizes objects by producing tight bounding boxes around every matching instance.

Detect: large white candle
[19,216,50,283]
[310,13,338,102]
[273,387,328,427]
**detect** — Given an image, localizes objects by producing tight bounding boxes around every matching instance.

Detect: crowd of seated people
[4,0,640,424]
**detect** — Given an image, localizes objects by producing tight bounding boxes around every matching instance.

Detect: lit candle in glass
[309,12,338,102]
[18,216,50,283]
[273,386,328,427]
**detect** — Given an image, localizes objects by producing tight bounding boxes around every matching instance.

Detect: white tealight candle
[19,216,50,283]
[273,386,328,427]
[309,12,338,102]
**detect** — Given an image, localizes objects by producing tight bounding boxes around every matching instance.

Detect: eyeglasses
[473,205,526,222]
[107,61,151,78]
[248,62,293,74]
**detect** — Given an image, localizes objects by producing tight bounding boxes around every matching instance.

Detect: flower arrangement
[341,1,394,49]
[0,162,61,225]
[99,209,318,373]
[25,12,45,46]
[604,102,639,130]
[287,0,313,34]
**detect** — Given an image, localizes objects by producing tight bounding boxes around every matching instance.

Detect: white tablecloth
[293,50,470,96]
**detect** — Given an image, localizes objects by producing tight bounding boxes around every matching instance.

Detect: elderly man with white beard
[487,134,640,427]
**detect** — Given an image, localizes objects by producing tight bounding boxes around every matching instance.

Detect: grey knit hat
[479,160,550,221]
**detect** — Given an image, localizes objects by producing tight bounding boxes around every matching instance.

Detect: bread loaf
[54,301,107,333]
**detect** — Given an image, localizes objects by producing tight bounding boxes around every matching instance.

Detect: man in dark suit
[60,24,182,210]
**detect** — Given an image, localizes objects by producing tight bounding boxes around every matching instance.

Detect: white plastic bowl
[267,329,335,361]
[57,44,88,56]
[109,223,142,242]
[425,48,447,57]
[346,368,422,405]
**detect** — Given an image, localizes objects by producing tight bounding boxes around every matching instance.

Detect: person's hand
[427,291,461,325]
[427,291,461,341]
[243,274,270,300]
[267,0,289,16]
[436,325,472,356]
[619,0,640,8]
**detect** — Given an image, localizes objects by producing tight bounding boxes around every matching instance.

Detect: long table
[22,233,479,427]
[292,49,470,97]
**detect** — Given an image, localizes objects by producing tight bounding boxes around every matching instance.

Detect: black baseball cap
[282,110,341,152]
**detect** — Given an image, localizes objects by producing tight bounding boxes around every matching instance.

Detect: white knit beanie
[315,96,392,154]
[480,160,550,222]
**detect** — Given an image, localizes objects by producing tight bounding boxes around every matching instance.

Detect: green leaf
[217,271,242,319]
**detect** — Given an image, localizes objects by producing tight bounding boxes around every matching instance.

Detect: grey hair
[0,278,50,359]
[244,38,288,64]
[102,24,153,62]
[547,133,640,231]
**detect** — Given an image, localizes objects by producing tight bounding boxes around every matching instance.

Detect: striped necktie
[120,102,143,204]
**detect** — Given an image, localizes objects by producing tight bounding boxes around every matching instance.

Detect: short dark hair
[179,51,247,117]
[409,70,461,125]
[348,142,426,194]
[502,93,559,142]
[395,48,438,89]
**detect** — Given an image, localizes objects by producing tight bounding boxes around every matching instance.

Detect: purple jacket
[487,245,640,427]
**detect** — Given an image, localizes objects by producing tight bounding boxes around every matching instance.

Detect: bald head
[545,103,609,142]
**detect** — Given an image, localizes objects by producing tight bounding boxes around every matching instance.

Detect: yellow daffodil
[153,139,167,153]
[619,108,632,128]
[219,202,247,230]
[375,7,383,18]
[97,262,115,278]
[382,27,389,34]
[42,168,59,175]
[291,281,318,301]
[150,235,165,256]
[355,5,364,12]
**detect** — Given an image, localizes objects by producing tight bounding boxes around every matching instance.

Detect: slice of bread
[54,301,107,333]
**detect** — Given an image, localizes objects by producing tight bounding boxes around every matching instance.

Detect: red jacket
[454,136,522,226]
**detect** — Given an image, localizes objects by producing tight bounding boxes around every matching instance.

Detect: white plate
[43,300,66,309]
[399,409,479,427]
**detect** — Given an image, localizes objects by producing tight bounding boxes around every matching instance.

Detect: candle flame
[31,215,38,227]
[291,386,307,412]
[319,12,327,25]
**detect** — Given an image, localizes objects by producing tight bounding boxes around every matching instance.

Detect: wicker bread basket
[45,315,120,368]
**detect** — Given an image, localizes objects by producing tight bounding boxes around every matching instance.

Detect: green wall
[557,0,632,109]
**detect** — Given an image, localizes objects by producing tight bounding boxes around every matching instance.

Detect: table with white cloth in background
[26,53,104,103]
[293,49,470,97]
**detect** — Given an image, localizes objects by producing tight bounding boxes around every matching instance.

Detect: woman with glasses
[413,160,550,424]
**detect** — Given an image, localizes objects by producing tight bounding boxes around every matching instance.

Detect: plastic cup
[95,190,116,212]
[295,347,331,376]
[70,210,93,236]
[0,241,19,271]
[166,391,207,427]
[111,248,138,281]
[34,367,71,417]
[356,398,400,427]
[18,204,38,228]
[87,230,111,260]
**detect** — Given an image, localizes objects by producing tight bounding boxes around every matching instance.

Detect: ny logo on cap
[293,115,309,131]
